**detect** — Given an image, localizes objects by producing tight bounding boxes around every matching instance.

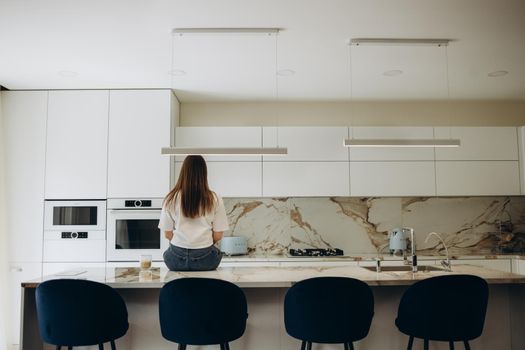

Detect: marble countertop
[221,252,525,263]
[22,264,525,289]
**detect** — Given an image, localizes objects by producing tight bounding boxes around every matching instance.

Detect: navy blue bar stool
[159,277,248,350]
[284,277,374,350]
[35,279,129,350]
[396,274,489,350]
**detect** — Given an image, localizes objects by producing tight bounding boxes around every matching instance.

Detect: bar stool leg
[98,344,103,350]
[306,341,312,350]
[225,343,231,350]
[55,346,61,350]
[406,336,414,350]
[68,347,72,350]
[344,343,350,350]
[463,341,471,350]
[449,341,455,350]
[220,344,227,350]
[301,341,306,350]
[178,344,186,350]
[424,339,429,350]
[111,340,116,350]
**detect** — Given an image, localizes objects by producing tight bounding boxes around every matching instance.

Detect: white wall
[180,100,525,126]
[0,92,8,350]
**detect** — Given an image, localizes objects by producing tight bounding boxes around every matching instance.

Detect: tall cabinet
[45,90,109,199]
[107,90,175,198]
[2,91,47,349]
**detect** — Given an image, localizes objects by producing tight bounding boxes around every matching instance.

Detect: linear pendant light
[344,37,460,149]
[163,27,288,157]
[161,147,287,156]
[344,139,460,148]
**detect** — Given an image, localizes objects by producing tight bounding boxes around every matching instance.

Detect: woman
[158,155,228,271]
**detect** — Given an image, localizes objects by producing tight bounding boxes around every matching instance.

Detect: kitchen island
[20,264,525,350]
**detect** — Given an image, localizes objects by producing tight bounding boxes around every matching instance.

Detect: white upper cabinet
[2,91,47,262]
[175,127,262,162]
[350,162,436,196]
[435,127,518,160]
[175,161,262,197]
[45,90,109,199]
[107,90,173,198]
[263,162,350,197]
[263,127,349,161]
[436,161,520,196]
[349,127,435,161]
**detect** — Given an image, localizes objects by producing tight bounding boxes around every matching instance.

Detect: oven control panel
[125,200,152,208]
[61,232,88,239]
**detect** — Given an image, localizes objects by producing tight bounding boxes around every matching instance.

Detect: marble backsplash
[222,197,525,256]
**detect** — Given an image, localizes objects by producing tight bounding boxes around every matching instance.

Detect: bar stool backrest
[284,277,374,343]
[159,277,248,346]
[35,279,129,346]
[396,274,489,342]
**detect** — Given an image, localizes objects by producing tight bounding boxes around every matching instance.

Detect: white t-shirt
[158,193,229,249]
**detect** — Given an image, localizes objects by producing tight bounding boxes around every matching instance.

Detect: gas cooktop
[288,248,344,257]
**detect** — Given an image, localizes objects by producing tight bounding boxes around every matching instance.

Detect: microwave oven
[44,200,106,232]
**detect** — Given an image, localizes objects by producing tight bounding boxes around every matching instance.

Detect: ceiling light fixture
[350,38,450,47]
[277,69,295,76]
[57,70,78,77]
[172,28,280,36]
[163,27,287,156]
[169,69,186,76]
[383,69,403,77]
[344,37,460,148]
[161,147,287,156]
[488,70,508,77]
[344,139,460,148]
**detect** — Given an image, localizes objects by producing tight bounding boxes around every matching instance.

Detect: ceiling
[0,0,524,102]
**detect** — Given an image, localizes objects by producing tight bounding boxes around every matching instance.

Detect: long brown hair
[164,155,215,218]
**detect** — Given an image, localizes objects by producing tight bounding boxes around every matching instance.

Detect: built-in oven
[43,200,107,262]
[106,198,167,262]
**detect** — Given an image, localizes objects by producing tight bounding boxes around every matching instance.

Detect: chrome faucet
[424,232,452,272]
[407,228,417,273]
[401,228,418,272]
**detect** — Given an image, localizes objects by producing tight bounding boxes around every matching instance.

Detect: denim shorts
[163,244,223,271]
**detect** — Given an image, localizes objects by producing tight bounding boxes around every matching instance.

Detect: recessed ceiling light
[277,69,295,76]
[488,70,508,77]
[383,70,403,77]
[57,70,78,78]
[170,69,187,76]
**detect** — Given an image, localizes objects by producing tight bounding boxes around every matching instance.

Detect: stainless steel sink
[361,265,447,273]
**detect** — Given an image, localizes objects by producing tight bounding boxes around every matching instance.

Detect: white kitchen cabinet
[43,231,106,262]
[452,259,512,273]
[263,127,349,161]
[175,161,262,197]
[436,161,520,195]
[7,262,42,349]
[263,162,350,197]
[175,127,262,162]
[512,259,525,275]
[2,91,47,262]
[350,162,436,196]
[107,90,173,198]
[45,90,109,199]
[435,127,519,161]
[349,127,435,161]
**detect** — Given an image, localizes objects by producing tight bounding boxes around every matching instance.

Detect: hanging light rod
[344,139,460,148]
[161,147,288,156]
[350,38,450,46]
[172,28,280,35]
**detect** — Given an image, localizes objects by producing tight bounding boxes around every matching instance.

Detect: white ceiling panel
[350,45,448,100]
[171,33,277,101]
[0,0,523,101]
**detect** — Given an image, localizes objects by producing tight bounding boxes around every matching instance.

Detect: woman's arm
[164,230,174,241]
[212,231,224,244]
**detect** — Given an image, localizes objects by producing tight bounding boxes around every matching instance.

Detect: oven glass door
[44,201,106,231]
[107,209,168,261]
